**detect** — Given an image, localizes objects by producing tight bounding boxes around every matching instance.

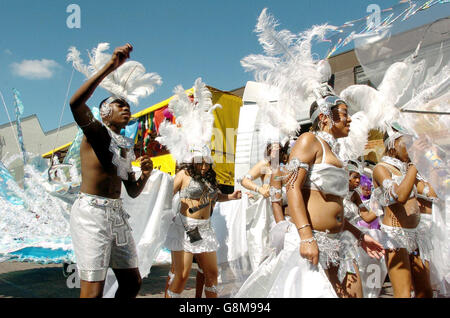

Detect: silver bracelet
[297,224,311,231]
[300,237,316,244]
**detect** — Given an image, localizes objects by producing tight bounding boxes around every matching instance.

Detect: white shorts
[70,193,138,282]
[164,213,219,254]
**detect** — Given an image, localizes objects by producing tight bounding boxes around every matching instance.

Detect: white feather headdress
[67,43,162,105]
[241,8,336,136]
[337,55,419,160]
[337,40,450,160]
[156,78,222,164]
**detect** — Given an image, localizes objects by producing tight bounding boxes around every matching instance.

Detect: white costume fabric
[102,170,174,297]
[343,191,388,298]
[428,198,450,296]
[234,8,374,298]
[246,194,275,271]
[70,193,138,282]
[211,197,254,296]
[235,221,345,298]
[164,214,219,254]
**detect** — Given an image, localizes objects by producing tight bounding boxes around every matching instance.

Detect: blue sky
[0,0,447,132]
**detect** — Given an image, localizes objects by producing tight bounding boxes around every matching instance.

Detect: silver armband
[78,112,97,129]
[380,179,399,205]
[269,186,282,203]
[283,158,310,190]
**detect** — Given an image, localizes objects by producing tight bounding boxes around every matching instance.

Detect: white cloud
[4,49,12,55]
[11,59,60,79]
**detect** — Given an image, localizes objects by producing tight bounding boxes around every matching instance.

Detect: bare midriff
[418,197,433,215]
[180,199,212,220]
[382,197,420,228]
[302,189,344,234]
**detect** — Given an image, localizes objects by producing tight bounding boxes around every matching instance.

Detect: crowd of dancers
[49,8,450,298]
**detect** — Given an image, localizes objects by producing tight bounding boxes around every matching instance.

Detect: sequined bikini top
[179,177,219,200]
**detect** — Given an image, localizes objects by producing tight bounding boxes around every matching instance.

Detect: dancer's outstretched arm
[241,160,270,198]
[69,44,133,132]
[343,220,385,259]
[217,190,241,202]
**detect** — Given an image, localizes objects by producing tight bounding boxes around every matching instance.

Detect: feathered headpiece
[156,78,222,164]
[337,58,417,160]
[241,8,341,135]
[67,43,162,117]
[337,38,449,161]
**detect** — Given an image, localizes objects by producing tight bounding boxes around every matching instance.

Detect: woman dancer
[240,142,283,199]
[165,159,240,298]
[283,95,385,298]
[372,128,433,297]
[234,9,385,297]
[269,142,291,224]
[156,78,241,298]
[235,93,385,298]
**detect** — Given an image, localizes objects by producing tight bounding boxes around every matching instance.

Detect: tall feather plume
[67,43,162,105]
[337,49,431,160]
[156,78,222,163]
[255,8,296,58]
[241,8,336,137]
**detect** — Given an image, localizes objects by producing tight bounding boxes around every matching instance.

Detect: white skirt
[234,221,363,298]
[164,213,219,254]
[377,222,432,264]
[416,214,433,263]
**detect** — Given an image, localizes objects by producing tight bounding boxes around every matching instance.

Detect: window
[354,66,374,87]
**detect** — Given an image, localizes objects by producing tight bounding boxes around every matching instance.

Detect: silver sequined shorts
[70,193,138,282]
[164,214,219,254]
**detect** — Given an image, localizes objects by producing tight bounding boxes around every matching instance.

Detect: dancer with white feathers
[157,78,241,298]
[235,9,385,298]
[339,40,449,297]
[67,43,161,298]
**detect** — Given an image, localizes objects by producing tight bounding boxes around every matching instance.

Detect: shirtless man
[69,43,153,298]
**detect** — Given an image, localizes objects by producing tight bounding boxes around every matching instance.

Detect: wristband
[297,224,311,231]
[300,237,316,244]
